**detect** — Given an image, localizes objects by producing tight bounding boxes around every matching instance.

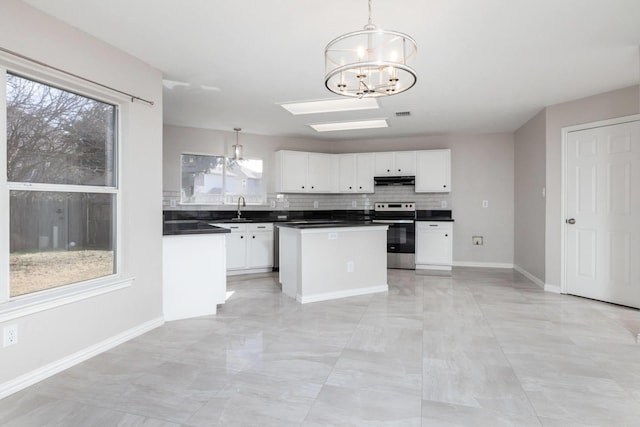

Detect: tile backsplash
[163,186,451,211]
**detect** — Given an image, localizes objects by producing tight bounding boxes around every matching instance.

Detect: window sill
[0,276,134,323]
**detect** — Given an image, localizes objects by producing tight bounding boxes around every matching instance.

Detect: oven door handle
[372,220,415,224]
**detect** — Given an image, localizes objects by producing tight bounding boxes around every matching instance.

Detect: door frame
[560,114,640,294]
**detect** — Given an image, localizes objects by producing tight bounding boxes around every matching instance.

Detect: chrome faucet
[236,196,246,219]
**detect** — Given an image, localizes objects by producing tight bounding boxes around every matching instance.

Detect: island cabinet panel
[212,223,273,274]
[415,221,453,271]
[279,225,389,303]
[162,233,227,321]
[415,149,451,193]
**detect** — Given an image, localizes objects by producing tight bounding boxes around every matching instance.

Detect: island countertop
[276,221,383,230]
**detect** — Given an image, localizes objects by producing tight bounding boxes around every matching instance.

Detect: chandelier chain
[368,0,372,26]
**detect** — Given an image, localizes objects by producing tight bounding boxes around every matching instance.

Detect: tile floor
[1,268,640,426]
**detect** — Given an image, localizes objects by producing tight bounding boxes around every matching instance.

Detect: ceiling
[22,0,640,140]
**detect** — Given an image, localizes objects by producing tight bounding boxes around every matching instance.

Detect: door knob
[566,218,576,224]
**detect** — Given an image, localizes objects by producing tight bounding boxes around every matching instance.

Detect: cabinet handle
[359,186,362,189]
[302,186,305,189]
[387,169,390,172]
[398,169,401,172]
[443,185,447,188]
[252,235,256,239]
[257,226,266,229]
[429,224,438,227]
[349,186,352,189]
[311,186,314,189]
[445,234,448,237]
[240,235,244,239]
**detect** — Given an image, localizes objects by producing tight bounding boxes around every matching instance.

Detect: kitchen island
[278,222,388,303]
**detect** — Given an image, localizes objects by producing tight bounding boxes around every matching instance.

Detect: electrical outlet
[472,236,484,246]
[352,200,357,208]
[169,199,177,208]
[3,324,18,347]
[347,261,354,273]
[441,200,447,208]
[270,200,276,208]
[482,200,489,208]
[313,200,319,209]
[283,200,290,208]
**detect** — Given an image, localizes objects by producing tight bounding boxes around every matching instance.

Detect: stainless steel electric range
[372,202,416,270]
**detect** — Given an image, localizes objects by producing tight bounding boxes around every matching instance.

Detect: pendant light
[232,127,243,160]
[324,0,417,98]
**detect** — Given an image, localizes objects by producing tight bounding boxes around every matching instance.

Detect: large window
[181,153,264,204]
[3,72,118,299]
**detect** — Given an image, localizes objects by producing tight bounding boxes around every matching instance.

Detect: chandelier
[324,0,417,98]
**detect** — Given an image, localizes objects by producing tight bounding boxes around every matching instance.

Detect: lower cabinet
[415,221,453,270]
[212,223,274,273]
[162,233,227,321]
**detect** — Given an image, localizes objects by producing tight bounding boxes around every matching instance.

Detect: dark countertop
[416,209,454,222]
[163,209,454,231]
[278,221,386,230]
[163,221,231,236]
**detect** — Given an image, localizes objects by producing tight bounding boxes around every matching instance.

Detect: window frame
[179,151,266,206]
[0,58,131,322]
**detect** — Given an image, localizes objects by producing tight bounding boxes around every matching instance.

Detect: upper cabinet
[307,153,334,192]
[275,149,450,194]
[374,151,416,176]
[275,150,334,193]
[415,149,451,193]
[337,153,374,193]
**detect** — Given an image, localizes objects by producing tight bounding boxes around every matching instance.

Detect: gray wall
[514,110,546,282]
[163,124,327,205]
[332,134,515,266]
[544,85,639,288]
[1,1,163,386]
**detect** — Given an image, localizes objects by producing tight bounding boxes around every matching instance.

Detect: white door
[565,119,640,308]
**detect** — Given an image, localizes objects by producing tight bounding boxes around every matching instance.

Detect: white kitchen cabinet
[212,223,274,274]
[374,151,416,176]
[337,153,374,193]
[415,221,453,271]
[307,152,333,192]
[275,150,334,193]
[246,223,274,268]
[162,233,227,320]
[415,149,451,192]
[225,229,247,270]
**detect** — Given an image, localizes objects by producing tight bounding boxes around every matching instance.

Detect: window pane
[225,157,265,204]
[6,73,116,186]
[9,191,115,297]
[181,154,225,204]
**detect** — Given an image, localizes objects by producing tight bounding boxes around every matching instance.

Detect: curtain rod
[0,46,155,106]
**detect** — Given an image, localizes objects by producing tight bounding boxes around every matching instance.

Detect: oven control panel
[374,202,416,212]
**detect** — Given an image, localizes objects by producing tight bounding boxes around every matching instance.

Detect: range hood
[374,176,415,186]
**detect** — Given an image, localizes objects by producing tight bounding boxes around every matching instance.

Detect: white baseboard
[0,316,164,400]
[544,284,562,294]
[416,265,452,271]
[452,261,514,269]
[513,265,545,288]
[298,284,388,304]
[227,267,272,276]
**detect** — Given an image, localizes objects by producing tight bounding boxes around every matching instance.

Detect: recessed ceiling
[22,0,640,140]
